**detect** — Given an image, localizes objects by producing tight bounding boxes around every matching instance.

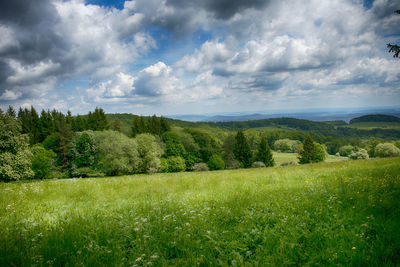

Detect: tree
[255,137,274,167]
[207,154,225,170]
[135,133,163,173]
[299,134,315,164]
[31,145,56,179]
[234,130,253,168]
[0,111,34,181]
[69,131,97,169]
[87,107,109,131]
[387,10,400,58]
[95,131,139,176]
[374,143,400,158]
[162,131,187,158]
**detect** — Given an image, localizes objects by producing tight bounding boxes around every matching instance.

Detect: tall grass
[0,158,399,266]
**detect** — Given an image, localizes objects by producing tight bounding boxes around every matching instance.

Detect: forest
[1,106,400,181]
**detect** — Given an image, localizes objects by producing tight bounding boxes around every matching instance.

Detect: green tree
[87,107,109,131]
[162,131,186,158]
[234,130,253,168]
[135,133,163,173]
[207,154,225,170]
[375,143,400,158]
[0,111,34,181]
[165,156,186,172]
[299,134,325,164]
[95,131,139,176]
[31,145,56,179]
[255,137,274,167]
[69,131,97,169]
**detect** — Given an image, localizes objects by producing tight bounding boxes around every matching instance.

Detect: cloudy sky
[0,0,399,115]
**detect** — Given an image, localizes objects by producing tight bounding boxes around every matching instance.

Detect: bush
[166,156,186,172]
[374,143,400,158]
[252,161,266,168]
[31,145,56,179]
[349,149,369,160]
[192,163,209,172]
[207,154,225,170]
[339,145,355,157]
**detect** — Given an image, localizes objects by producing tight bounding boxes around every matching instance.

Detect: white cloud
[0,89,21,101]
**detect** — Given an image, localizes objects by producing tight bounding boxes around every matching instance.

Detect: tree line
[1,106,399,181]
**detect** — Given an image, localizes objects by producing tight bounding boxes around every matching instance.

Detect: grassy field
[273,152,347,166]
[1,158,399,266]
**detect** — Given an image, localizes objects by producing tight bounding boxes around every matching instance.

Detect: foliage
[162,131,186,158]
[234,130,253,168]
[349,114,400,124]
[184,128,221,163]
[31,145,56,179]
[299,134,325,164]
[255,138,274,167]
[349,149,369,160]
[207,154,225,170]
[192,163,209,171]
[164,156,186,172]
[135,133,163,173]
[339,145,355,157]
[131,115,170,137]
[87,107,109,131]
[0,111,34,181]
[69,131,97,169]
[374,143,400,158]
[274,139,301,153]
[95,131,139,176]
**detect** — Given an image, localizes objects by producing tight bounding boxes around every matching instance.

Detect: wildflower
[352,247,356,250]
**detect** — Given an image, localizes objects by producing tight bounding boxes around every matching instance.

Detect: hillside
[349,114,400,124]
[1,159,399,266]
[106,113,400,140]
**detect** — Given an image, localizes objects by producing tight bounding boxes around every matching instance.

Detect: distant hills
[349,114,400,124]
[169,107,400,123]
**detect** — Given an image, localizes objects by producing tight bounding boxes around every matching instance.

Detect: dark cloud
[166,0,269,20]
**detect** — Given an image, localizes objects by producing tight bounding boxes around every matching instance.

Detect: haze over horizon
[0,0,399,116]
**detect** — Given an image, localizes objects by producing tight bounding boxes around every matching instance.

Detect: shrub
[207,154,225,170]
[166,156,186,172]
[160,158,169,173]
[31,145,56,179]
[339,145,355,157]
[374,143,400,158]
[192,163,209,172]
[252,161,266,168]
[349,149,369,160]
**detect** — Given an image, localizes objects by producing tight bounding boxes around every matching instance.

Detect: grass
[1,158,399,266]
[273,152,347,165]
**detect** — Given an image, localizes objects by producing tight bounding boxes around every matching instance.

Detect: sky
[0,0,399,116]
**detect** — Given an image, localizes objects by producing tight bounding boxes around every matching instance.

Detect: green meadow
[1,158,399,266]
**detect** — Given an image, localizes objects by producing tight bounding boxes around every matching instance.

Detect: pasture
[0,158,399,266]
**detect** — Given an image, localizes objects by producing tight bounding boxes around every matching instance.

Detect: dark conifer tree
[6,106,16,118]
[299,134,316,164]
[255,137,274,167]
[234,130,253,168]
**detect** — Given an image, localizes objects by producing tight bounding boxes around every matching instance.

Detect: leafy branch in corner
[387,10,400,58]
